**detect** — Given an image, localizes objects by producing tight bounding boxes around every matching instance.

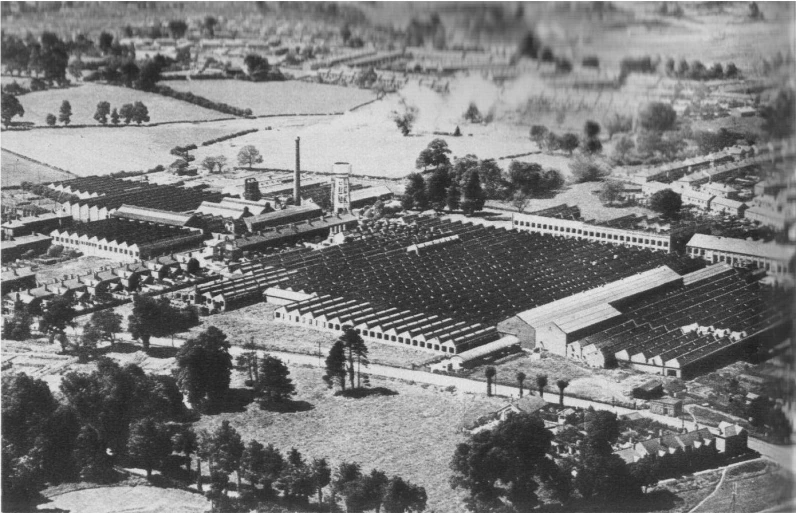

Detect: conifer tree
[324,340,347,391]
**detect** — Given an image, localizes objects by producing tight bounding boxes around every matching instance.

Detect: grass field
[15,83,224,126]
[1,149,74,186]
[185,302,434,369]
[166,80,375,116]
[194,365,504,513]
[691,460,793,513]
[38,485,209,513]
[0,121,252,174]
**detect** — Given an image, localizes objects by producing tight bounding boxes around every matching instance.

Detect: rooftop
[687,234,796,262]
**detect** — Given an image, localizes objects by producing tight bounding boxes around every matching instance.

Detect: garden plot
[15,83,223,126]
[166,80,375,116]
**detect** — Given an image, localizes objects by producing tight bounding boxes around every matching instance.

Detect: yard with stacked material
[166,80,375,116]
[193,364,505,513]
[13,83,225,126]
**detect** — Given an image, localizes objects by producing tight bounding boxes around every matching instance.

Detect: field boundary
[1,115,240,132]
[1,148,77,185]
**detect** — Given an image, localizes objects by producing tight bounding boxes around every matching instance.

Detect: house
[495,396,547,421]
[649,397,683,417]
[633,380,664,399]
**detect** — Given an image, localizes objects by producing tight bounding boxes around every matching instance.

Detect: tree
[277,448,314,504]
[119,103,134,125]
[416,138,452,170]
[171,424,197,477]
[393,100,417,136]
[649,189,682,219]
[110,108,120,125]
[446,181,461,211]
[90,309,122,345]
[583,121,603,154]
[485,367,496,397]
[749,2,763,19]
[341,327,369,389]
[98,32,114,54]
[2,309,32,341]
[1,92,25,127]
[461,171,486,215]
[131,101,149,125]
[544,132,560,152]
[324,340,348,391]
[383,475,427,513]
[570,153,611,183]
[639,102,677,132]
[760,88,795,139]
[237,145,263,169]
[511,191,531,213]
[58,100,72,125]
[119,60,139,87]
[464,103,482,123]
[530,125,549,148]
[209,420,245,492]
[402,173,428,211]
[559,132,580,154]
[204,15,219,37]
[599,180,625,205]
[630,456,658,493]
[243,53,270,79]
[73,424,112,482]
[725,62,739,78]
[127,418,171,479]
[40,296,76,348]
[518,31,540,59]
[76,324,102,362]
[451,413,555,511]
[46,113,56,126]
[584,120,601,140]
[168,20,188,40]
[516,372,526,398]
[556,379,569,406]
[93,101,110,124]
[128,295,166,350]
[255,355,296,407]
[175,326,232,409]
[613,134,635,161]
[426,165,451,210]
[637,130,685,159]
[311,457,332,506]
[536,374,548,399]
[136,61,162,91]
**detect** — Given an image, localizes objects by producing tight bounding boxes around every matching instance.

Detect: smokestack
[294,137,301,206]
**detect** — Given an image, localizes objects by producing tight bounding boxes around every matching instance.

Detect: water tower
[331,162,351,214]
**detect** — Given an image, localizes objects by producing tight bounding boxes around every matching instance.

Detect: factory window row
[513,220,669,248]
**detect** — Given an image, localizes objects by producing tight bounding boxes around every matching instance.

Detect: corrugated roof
[554,303,622,334]
[113,205,195,226]
[682,262,734,286]
[350,185,393,202]
[517,266,682,328]
[687,234,796,262]
[454,335,518,361]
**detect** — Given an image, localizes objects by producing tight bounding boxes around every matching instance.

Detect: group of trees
[746,395,792,443]
[664,58,740,81]
[92,100,150,126]
[1,32,69,84]
[405,139,564,212]
[324,327,370,392]
[452,408,655,511]
[1,92,25,127]
[530,125,580,155]
[237,145,264,168]
[2,360,190,510]
[649,188,684,219]
[128,295,199,351]
[236,347,297,408]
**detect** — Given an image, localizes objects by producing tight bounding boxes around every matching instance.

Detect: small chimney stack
[294,137,301,206]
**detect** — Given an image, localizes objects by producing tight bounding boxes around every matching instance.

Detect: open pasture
[1,149,74,186]
[194,365,504,513]
[14,83,225,126]
[165,79,375,116]
[38,485,209,513]
[0,122,248,174]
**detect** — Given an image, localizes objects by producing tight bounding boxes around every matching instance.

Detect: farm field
[0,120,261,174]
[194,365,505,513]
[191,94,570,179]
[166,79,376,116]
[183,302,435,369]
[1,149,74,186]
[14,83,225,126]
[37,485,209,513]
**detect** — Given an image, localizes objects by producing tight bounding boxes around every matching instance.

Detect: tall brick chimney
[294,137,301,206]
